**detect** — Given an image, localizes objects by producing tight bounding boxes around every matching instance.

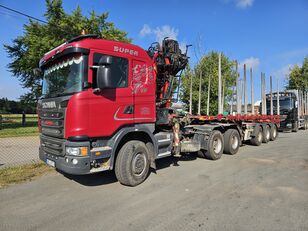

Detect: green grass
[0,114,38,138]
[0,162,54,188]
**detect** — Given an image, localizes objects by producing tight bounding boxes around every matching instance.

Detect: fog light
[65,157,69,163]
[72,159,78,165]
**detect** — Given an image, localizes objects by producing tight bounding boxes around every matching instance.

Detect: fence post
[0,114,2,130]
[22,111,26,127]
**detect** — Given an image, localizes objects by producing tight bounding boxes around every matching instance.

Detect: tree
[180,52,237,115]
[4,0,131,102]
[287,55,308,92]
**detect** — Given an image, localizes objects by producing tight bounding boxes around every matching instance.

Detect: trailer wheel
[262,125,270,143]
[250,126,262,146]
[223,129,240,155]
[199,130,224,160]
[115,140,150,186]
[270,125,278,141]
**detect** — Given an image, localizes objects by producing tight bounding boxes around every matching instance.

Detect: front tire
[115,140,150,186]
[292,122,299,132]
[223,129,240,155]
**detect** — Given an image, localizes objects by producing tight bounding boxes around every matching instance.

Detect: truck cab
[38,35,157,175]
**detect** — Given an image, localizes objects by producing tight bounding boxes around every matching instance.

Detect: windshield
[266,98,293,114]
[42,54,86,98]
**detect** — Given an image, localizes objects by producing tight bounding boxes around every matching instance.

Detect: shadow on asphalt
[60,171,118,186]
[59,154,198,187]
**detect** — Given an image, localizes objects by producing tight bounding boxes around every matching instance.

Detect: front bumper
[39,147,91,174]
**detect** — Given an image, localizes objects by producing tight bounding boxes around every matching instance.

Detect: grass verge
[0,162,54,188]
[0,114,38,138]
[0,127,38,138]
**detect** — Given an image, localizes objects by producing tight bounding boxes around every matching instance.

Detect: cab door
[88,51,134,137]
[132,59,156,124]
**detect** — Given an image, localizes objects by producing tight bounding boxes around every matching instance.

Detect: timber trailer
[38,34,280,186]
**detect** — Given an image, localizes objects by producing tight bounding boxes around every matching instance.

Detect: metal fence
[0,114,40,168]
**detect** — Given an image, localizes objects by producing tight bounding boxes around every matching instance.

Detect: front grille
[41,135,65,156]
[40,110,64,138]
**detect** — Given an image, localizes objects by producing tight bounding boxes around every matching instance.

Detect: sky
[0,0,308,102]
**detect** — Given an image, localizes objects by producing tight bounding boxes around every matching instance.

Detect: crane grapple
[148,38,189,108]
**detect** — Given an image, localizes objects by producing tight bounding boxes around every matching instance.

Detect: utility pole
[198,70,202,115]
[218,53,222,114]
[244,64,247,115]
[250,68,254,115]
[189,72,192,114]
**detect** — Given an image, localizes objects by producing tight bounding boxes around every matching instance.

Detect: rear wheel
[115,140,150,186]
[270,125,278,141]
[262,125,270,143]
[250,126,262,146]
[198,130,224,160]
[223,129,240,155]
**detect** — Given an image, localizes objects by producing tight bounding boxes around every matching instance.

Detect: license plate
[46,159,55,167]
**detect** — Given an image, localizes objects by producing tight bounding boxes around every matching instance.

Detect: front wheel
[115,140,150,186]
[292,122,299,132]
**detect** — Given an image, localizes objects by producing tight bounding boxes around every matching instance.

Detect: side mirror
[96,66,112,89]
[99,56,112,65]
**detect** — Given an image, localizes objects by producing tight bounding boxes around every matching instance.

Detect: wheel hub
[213,138,222,154]
[231,136,239,149]
[132,153,146,176]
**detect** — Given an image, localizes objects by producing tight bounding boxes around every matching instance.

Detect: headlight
[65,147,88,156]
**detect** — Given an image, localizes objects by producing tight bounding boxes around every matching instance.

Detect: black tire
[292,122,298,132]
[115,140,150,186]
[250,126,262,146]
[223,129,240,155]
[270,125,278,141]
[199,130,224,160]
[303,121,308,130]
[262,125,270,143]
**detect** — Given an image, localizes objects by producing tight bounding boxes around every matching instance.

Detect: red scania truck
[38,34,280,186]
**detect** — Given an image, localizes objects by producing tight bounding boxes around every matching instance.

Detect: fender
[108,123,158,170]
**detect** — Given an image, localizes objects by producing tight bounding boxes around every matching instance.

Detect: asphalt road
[1,131,308,231]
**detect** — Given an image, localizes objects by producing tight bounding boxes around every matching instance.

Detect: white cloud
[139,24,152,38]
[138,24,179,42]
[273,63,301,79]
[235,0,254,9]
[239,57,260,70]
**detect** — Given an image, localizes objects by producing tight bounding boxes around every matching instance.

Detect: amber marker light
[80,147,88,156]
